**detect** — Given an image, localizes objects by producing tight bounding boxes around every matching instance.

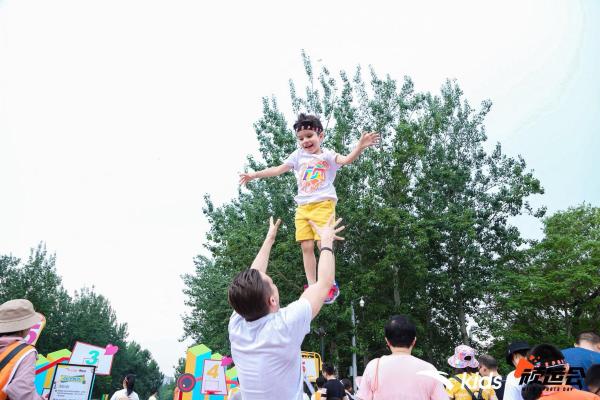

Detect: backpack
[451,374,484,400]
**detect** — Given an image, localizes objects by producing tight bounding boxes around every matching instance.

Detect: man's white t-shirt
[229,298,312,400]
[284,148,341,205]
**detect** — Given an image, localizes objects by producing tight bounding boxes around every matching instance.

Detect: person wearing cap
[0,299,46,400]
[502,341,531,400]
[446,344,497,400]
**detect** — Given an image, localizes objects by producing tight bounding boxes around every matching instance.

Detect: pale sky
[1,0,598,375]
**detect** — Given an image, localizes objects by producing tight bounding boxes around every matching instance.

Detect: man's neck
[576,343,598,352]
[389,346,412,355]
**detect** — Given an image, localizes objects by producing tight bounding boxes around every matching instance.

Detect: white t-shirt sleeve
[284,149,299,169]
[280,298,312,345]
[324,149,341,171]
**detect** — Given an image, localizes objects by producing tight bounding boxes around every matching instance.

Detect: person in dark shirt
[322,364,347,400]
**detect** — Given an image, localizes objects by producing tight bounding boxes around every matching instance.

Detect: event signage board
[48,364,95,400]
[69,342,115,375]
[200,359,227,395]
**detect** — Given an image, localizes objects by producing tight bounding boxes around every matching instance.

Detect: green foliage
[486,204,600,371]
[182,54,597,379]
[0,244,164,399]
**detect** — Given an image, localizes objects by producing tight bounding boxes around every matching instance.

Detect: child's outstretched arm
[335,132,380,166]
[239,163,293,186]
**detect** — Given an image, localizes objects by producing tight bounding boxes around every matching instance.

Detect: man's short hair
[479,354,498,370]
[322,363,335,376]
[585,364,600,390]
[228,269,271,321]
[576,331,600,345]
[384,315,416,348]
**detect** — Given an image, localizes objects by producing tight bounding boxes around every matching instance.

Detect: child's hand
[359,132,380,149]
[239,172,257,186]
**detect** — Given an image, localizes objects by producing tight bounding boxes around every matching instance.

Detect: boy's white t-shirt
[228,298,312,400]
[284,148,341,205]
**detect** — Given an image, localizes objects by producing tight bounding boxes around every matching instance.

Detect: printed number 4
[206,365,219,379]
[86,350,100,365]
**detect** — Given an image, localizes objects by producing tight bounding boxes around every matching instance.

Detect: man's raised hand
[308,215,345,247]
[266,216,282,242]
[250,216,282,272]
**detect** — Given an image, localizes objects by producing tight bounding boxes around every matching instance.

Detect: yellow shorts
[295,200,336,241]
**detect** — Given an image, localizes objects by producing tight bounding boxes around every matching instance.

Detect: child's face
[296,129,324,153]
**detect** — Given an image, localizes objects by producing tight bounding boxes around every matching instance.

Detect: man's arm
[239,164,293,186]
[250,217,281,274]
[335,132,380,166]
[301,216,345,319]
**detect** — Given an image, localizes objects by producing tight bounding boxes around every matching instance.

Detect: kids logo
[60,375,86,384]
[417,370,503,391]
[300,161,329,193]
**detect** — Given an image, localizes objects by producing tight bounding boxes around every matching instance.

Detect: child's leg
[300,239,317,285]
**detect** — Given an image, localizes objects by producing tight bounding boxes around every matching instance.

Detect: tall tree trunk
[454,279,470,345]
[393,265,401,307]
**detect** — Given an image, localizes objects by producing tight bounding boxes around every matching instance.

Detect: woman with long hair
[110,374,140,400]
[521,344,599,400]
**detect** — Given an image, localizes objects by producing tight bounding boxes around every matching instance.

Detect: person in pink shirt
[0,299,46,400]
[356,315,448,400]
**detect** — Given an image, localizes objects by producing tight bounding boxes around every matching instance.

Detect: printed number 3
[86,350,100,365]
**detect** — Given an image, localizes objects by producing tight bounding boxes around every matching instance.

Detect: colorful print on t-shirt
[299,160,330,194]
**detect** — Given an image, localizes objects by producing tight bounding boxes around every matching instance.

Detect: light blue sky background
[0,0,598,373]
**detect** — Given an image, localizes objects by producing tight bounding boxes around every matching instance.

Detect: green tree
[0,243,72,353]
[487,204,600,363]
[183,53,545,375]
[109,341,164,399]
[0,245,164,398]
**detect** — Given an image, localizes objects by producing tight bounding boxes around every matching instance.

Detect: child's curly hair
[293,113,323,133]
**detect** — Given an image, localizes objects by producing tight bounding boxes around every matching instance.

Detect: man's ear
[268,295,277,308]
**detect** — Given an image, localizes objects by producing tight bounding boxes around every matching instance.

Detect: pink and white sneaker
[324,281,340,304]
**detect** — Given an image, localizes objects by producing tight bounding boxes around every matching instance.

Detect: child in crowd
[240,113,379,303]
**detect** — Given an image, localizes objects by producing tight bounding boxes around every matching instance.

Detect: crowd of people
[303,330,600,400]
[227,214,600,400]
